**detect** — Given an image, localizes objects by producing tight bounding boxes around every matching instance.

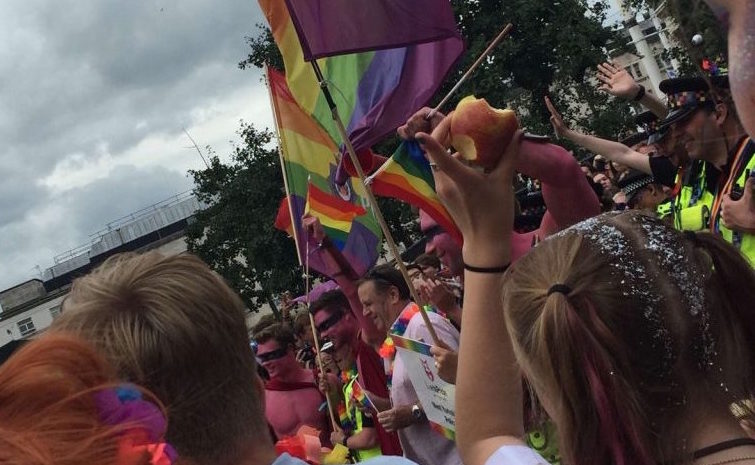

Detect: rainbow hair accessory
[94,384,177,465]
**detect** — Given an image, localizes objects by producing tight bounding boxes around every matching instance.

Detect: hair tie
[547,284,571,296]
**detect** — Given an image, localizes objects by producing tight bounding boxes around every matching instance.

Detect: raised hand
[416,116,521,266]
[544,96,570,139]
[398,107,446,141]
[302,214,326,244]
[430,340,458,384]
[596,62,641,100]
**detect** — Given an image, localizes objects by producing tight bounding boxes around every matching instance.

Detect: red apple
[450,96,519,169]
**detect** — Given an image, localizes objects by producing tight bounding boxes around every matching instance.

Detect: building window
[656,53,671,70]
[50,305,62,319]
[632,63,643,77]
[17,317,36,337]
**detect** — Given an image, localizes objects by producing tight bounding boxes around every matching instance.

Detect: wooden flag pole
[427,23,514,120]
[305,240,340,431]
[264,64,304,266]
[310,61,441,347]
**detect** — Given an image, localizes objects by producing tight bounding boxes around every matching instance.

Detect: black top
[648,156,678,188]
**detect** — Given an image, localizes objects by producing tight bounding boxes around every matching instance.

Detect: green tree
[443,0,634,142]
[186,122,303,312]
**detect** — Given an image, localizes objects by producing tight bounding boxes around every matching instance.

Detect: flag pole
[310,61,441,346]
[305,239,340,432]
[265,64,304,266]
[427,23,514,120]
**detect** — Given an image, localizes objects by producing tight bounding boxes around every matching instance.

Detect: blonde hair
[503,211,755,465]
[53,252,263,465]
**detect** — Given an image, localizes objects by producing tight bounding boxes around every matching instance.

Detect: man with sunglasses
[256,323,332,448]
[311,290,404,458]
[660,75,755,263]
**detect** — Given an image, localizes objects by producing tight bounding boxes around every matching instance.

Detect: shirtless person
[257,323,331,446]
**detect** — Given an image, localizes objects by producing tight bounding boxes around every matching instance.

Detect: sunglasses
[257,347,288,363]
[315,311,344,333]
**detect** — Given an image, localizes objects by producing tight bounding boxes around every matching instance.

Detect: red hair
[0,333,158,465]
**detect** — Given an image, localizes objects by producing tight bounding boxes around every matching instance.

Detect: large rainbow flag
[258,0,463,184]
[369,141,462,245]
[267,66,381,276]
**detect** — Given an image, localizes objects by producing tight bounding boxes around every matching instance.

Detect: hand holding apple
[449,96,519,170]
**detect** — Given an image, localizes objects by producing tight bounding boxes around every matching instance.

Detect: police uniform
[617,168,665,211]
[657,77,718,232]
[709,136,755,264]
[660,76,755,264]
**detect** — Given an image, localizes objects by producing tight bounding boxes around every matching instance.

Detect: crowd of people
[2,1,755,465]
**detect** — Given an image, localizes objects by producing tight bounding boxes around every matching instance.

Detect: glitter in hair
[552,213,673,370]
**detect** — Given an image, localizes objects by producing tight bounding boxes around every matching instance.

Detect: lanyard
[709,137,752,233]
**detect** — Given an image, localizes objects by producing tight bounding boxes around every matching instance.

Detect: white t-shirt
[484,445,550,465]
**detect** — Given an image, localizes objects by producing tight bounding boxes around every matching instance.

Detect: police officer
[660,75,755,264]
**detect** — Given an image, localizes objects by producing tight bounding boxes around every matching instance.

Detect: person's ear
[714,102,729,126]
[389,286,400,304]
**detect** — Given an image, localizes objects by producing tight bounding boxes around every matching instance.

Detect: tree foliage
[443,0,634,141]
[186,123,303,312]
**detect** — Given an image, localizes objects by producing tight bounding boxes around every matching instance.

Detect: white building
[609,1,679,97]
[0,192,201,349]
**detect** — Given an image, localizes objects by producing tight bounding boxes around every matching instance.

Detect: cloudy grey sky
[0,0,273,290]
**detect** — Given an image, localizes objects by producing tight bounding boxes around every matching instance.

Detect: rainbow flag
[267,66,381,276]
[305,183,367,249]
[258,0,463,184]
[350,380,374,412]
[369,141,462,244]
[336,401,354,433]
[274,196,295,239]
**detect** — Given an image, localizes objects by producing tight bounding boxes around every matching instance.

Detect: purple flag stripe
[284,0,461,61]
[345,48,406,134]
[335,37,464,184]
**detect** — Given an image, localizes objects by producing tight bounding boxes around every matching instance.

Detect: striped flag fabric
[369,141,462,244]
[283,0,461,60]
[267,66,381,276]
[350,380,374,411]
[305,182,367,249]
[273,197,295,238]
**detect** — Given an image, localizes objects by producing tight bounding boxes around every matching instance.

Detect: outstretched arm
[303,215,383,346]
[545,96,652,175]
[596,62,668,118]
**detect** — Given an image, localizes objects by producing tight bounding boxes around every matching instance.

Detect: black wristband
[463,262,511,274]
[633,85,646,102]
[341,435,349,447]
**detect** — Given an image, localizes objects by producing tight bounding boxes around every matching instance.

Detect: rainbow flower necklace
[378,303,438,387]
